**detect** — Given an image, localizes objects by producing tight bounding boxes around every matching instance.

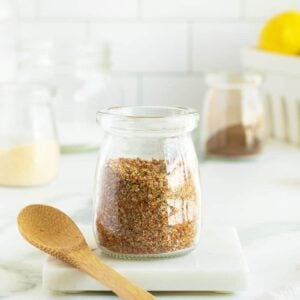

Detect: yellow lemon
[259,11,300,55]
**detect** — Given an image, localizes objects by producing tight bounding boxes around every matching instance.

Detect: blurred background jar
[17,40,55,90]
[16,39,122,153]
[202,73,265,159]
[0,84,59,187]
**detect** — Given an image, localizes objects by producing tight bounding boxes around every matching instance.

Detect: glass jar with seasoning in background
[202,73,265,159]
[93,106,202,259]
[0,84,59,187]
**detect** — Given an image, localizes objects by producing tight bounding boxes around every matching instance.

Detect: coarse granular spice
[95,157,199,255]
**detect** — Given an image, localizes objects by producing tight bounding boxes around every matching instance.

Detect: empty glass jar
[17,39,119,153]
[0,84,59,186]
[202,73,265,159]
[93,106,201,259]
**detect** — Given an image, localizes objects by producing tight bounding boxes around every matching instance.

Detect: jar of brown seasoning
[203,73,265,159]
[93,106,201,259]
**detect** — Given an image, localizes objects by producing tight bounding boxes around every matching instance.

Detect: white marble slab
[43,226,248,293]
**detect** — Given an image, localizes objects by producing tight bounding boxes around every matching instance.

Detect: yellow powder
[0,140,59,187]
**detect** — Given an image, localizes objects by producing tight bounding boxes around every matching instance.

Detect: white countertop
[0,141,300,300]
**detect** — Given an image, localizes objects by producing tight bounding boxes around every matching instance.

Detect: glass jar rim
[98,106,199,119]
[97,106,199,137]
[205,72,262,89]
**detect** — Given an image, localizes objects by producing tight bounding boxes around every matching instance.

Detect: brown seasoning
[96,157,198,255]
[206,123,263,157]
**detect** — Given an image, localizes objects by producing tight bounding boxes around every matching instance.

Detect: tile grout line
[112,71,204,78]
[18,17,264,24]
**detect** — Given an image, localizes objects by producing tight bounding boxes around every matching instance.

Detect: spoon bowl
[18,204,155,300]
[18,204,87,262]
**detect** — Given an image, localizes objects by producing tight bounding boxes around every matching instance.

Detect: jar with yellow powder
[0,84,59,186]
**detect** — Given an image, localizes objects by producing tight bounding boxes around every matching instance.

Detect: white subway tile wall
[15,0,297,109]
[192,23,262,72]
[17,0,36,18]
[111,75,139,106]
[141,0,241,19]
[20,22,87,40]
[244,0,295,20]
[39,0,138,18]
[142,76,205,110]
[90,23,188,72]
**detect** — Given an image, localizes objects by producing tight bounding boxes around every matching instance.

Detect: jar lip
[205,72,262,89]
[97,106,199,137]
[98,106,199,120]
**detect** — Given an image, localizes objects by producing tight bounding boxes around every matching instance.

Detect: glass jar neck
[205,73,262,90]
[97,106,199,138]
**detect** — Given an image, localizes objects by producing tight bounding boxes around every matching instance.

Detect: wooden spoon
[17,204,155,300]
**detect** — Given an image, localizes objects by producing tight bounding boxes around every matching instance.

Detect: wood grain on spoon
[17,204,155,300]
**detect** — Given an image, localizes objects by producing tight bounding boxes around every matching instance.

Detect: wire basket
[243,48,300,145]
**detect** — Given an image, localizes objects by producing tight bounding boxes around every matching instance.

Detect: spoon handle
[73,247,156,300]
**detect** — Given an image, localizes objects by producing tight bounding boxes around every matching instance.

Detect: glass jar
[202,73,265,159]
[0,84,59,187]
[93,106,201,259]
[17,39,121,153]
